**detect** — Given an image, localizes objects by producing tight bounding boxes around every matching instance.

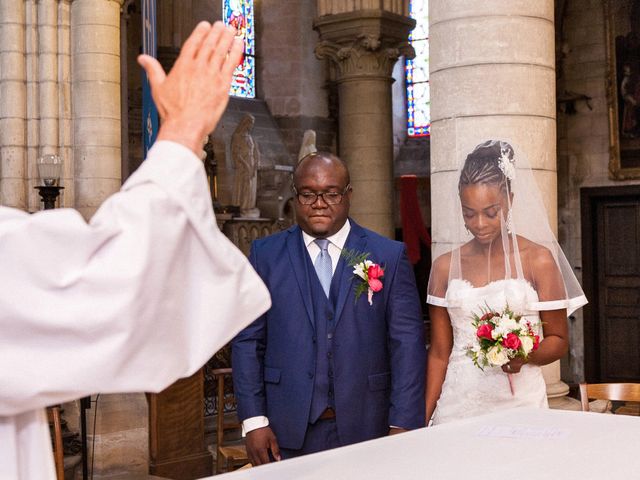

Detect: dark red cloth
[400,175,431,264]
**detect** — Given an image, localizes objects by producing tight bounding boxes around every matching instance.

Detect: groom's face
[293,156,351,238]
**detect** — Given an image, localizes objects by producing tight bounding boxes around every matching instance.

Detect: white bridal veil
[427,139,587,316]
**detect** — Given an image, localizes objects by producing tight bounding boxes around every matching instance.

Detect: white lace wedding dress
[431,278,548,425]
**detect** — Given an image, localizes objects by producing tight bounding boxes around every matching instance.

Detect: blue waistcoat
[308,260,338,423]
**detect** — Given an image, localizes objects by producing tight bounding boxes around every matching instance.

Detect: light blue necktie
[314,238,332,298]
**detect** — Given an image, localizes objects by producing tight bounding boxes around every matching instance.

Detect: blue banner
[142,0,159,159]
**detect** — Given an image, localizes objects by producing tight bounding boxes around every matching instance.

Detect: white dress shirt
[242,220,351,435]
[0,141,271,480]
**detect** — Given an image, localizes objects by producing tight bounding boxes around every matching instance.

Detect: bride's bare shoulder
[516,236,557,271]
[432,251,452,274]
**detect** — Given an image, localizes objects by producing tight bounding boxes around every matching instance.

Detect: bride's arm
[426,304,453,424]
[530,247,569,363]
[505,308,568,373]
[505,248,569,373]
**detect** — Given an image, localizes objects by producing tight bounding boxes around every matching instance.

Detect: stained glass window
[406,0,430,137]
[223,0,255,98]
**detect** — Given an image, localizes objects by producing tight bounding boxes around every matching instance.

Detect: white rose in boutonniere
[352,260,373,281]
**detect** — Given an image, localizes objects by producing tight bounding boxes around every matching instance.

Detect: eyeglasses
[293,184,351,205]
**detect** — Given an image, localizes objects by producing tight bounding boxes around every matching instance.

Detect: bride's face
[460,183,510,245]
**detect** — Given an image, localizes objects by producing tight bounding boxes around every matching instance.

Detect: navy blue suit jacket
[232,220,426,450]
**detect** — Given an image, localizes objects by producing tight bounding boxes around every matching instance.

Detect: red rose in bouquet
[476,323,494,341]
[502,332,522,350]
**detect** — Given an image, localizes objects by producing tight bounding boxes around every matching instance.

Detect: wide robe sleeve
[0,140,271,416]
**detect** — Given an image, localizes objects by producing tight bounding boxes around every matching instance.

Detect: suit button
[328,390,334,397]
[327,333,333,340]
[312,336,317,343]
[308,372,314,379]
[327,352,332,358]
[327,313,333,320]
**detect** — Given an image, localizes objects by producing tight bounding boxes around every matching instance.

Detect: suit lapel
[286,226,315,328]
[333,220,368,326]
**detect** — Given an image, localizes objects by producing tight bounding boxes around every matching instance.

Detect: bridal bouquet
[466,305,540,370]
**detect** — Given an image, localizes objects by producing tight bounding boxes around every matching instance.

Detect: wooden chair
[211,368,250,474]
[46,405,65,480]
[579,383,640,413]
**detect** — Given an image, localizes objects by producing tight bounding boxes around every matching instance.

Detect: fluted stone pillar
[38,0,59,157]
[28,0,61,211]
[430,0,576,408]
[25,0,38,211]
[72,0,122,219]
[314,4,414,238]
[0,0,27,209]
[59,0,74,208]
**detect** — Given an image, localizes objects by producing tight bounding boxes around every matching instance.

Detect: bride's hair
[458,140,514,193]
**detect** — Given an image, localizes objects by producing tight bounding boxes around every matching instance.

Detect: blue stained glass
[406,0,430,137]
[223,0,255,98]
[231,55,255,98]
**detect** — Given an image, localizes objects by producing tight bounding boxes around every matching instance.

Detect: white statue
[298,129,317,162]
[231,114,260,217]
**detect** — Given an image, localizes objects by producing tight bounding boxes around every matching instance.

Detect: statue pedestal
[240,207,261,219]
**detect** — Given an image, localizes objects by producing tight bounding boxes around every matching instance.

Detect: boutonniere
[341,248,385,305]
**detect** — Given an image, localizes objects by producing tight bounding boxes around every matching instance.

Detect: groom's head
[292,152,352,238]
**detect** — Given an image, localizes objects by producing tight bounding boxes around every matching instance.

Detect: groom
[232,152,426,464]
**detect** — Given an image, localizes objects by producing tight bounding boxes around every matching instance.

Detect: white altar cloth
[209,407,640,480]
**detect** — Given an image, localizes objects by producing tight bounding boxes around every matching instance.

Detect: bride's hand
[502,357,527,374]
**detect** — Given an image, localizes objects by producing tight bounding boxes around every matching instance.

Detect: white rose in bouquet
[520,335,534,354]
[486,345,509,366]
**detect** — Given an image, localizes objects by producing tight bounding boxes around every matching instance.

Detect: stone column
[314,4,414,238]
[0,0,27,209]
[38,0,58,157]
[72,0,122,219]
[59,0,74,208]
[429,0,576,409]
[25,0,39,211]
[34,0,60,210]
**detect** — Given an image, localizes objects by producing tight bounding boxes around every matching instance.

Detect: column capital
[316,34,413,80]
[314,10,415,80]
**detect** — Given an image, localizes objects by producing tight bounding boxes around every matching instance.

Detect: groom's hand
[246,426,281,465]
[388,427,407,436]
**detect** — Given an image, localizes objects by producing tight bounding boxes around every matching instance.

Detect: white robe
[0,141,271,479]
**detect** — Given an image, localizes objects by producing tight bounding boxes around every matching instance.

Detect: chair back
[213,368,238,443]
[212,368,248,473]
[579,383,640,411]
[47,406,65,480]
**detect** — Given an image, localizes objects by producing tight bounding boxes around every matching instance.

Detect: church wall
[557,0,640,382]
[258,0,335,158]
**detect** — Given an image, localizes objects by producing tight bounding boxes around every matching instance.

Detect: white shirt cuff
[242,416,270,437]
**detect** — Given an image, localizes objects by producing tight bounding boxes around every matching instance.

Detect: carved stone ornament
[315,34,415,80]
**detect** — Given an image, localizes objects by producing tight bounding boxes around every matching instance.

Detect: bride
[426,140,587,425]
